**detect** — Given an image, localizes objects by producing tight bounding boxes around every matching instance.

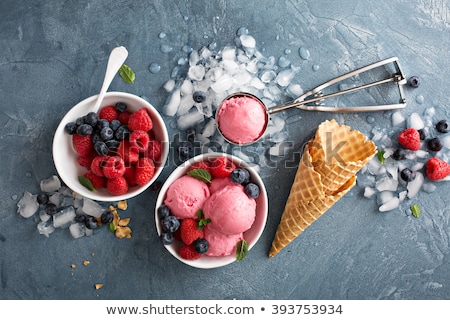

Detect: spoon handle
[91,46,129,113]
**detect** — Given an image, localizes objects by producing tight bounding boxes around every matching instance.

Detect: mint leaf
[411,204,420,218]
[78,175,96,192]
[197,209,204,219]
[119,64,135,84]
[236,240,249,262]
[377,150,386,164]
[198,218,211,230]
[108,222,116,233]
[187,168,211,183]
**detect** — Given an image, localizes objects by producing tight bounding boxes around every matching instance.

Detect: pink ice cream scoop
[204,226,243,257]
[203,184,256,235]
[216,94,268,145]
[164,175,210,219]
[209,177,241,195]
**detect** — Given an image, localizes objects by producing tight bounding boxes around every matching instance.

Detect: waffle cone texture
[269,119,376,258]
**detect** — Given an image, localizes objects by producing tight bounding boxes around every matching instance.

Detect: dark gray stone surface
[1,0,450,299]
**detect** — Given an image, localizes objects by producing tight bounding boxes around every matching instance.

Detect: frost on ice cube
[37,220,55,237]
[17,191,39,218]
[53,206,76,228]
[69,223,86,239]
[40,175,61,193]
[82,198,105,218]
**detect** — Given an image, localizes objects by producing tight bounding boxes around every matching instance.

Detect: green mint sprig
[119,64,135,84]
[187,168,211,183]
[78,175,96,192]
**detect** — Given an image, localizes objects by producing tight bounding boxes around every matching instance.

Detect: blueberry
[95,119,109,131]
[400,168,416,182]
[105,139,120,150]
[157,205,171,220]
[178,141,193,160]
[64,122,77,135]
[245,183,260,198]
[186,128,196,142]
[193,91,206,103]
[436,120,450,133]
[74,214,87,224]
[392,149,406,161]
[115,125,130,140]
[115,102,128,112]
[101,211,114,224]
[94,141,109,155]
[109,119,122,131]
[193,238,209,254]
[160,232,174,245]
[231,168,250,184]
[100,127,114,141]
[85,216,98,229]
[75,117,85,126]
[84,112,98,127]
[76,124,93,136]
[45,203,57,216]
[407,76,420,88]
[418,129,427,140]
[37,193,49,205]
[91,132,103,144]
[162,215,180,233]
[427,137,442,152]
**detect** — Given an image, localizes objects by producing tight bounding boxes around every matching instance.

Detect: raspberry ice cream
[217,94,268,145]
[204,227,243,257]
[203,184,256,235]
[209,177,241,194]
[164,175,210,219]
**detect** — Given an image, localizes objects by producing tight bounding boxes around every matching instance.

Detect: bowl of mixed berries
[155,152,268,269]
[53,92,169,201]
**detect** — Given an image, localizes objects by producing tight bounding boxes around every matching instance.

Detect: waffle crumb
[71,264,76,269]
[83,260,90,266]
[95,283,103,290]
[117,200,128,210]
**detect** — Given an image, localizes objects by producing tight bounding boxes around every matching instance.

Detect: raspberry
[123,166,137,187]
[426,157,450,181]
[72,133,93,156]
[83,170,105,189]
[147,139,162,161]
[398,128,421,151]
[117,111,131,125]
[103,156,126,179]
[210,157,236,178]
[135,157,155,186]
[179,244,202,260]
[98,105,118,122]
[129,130,150,152]
[77,153,95,168]
[189,161,210,173]
[118,140,139,164]
[106,176,129,196]
[90,155,109,177]
[128,108,153,131]
[180,218,204,245]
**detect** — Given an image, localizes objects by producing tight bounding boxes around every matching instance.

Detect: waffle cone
[269,119,376,258]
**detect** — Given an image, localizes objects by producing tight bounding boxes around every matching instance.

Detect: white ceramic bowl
[155,152,268,269]
[53,92,169,201]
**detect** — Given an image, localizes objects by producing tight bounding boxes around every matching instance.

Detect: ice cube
[177,94,195,116]
[211,74,233,93]
[17,191,39,218]
[408,112,424,130]
[240,34,256,49]
[37,220,55,237]
[276,68,296,87]
[391,111,405,127]
[163,88,181,116]
[180,79,193,95]
[375,176,398,192]
[379,196,400,212]
[364,186,376,198]
[221,46,236,60]
[40,175,61,193]
[260,70,276,83]
[163,79,176,92]
[39,210,51,222]
[177,109,204,130]
[286,83,303,99]
[69,223,86,239]
[49,192,64,207]
[201,118,217,138]
[53,206,76,228]
[188,65,205,81]
[268,142,292,157]
[407,172,424,198]
[82,198,105,218]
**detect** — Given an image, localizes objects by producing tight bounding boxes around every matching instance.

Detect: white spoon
[91,46,129,113]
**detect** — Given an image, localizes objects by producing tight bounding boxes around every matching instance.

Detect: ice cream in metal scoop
[216,57,407,145]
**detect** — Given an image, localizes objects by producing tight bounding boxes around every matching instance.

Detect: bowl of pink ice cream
[155,152,268,269]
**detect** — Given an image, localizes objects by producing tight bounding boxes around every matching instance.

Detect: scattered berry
[192,91,206,103]
[157,205,171,220]
[101,211,114,224]
[77,153,95,168]
[436,120,450,133]
[83,170,105,189]
[84,216,98,229]
[407,76,420,88]
[106,176,129,195]
[162,215,180,233]
[245,183,260,198]
[117,111,132,125]
[418,129,427,140]
[426,157,450,181]
[123,166,137,186]
[72,133,93,156]
[37,193,49,205]
[179,244,202,260]
[147,139,162,161]
[109,119,122,131]
[398,128,421,151]
[115,125,131,140]
[115,102,128,112]
[94,141,108,156]
[64,122,77,134]
[135,157,155,186]
[129,130,150,152]
[74,214,87,224]
[193,238,209,254]
[103,156,126,179]
[180,218,204,245]
[90,155,108,177]
[230,168,250,184]
[210,157,236,178]
[118,140,139,164]
[189,161,210,173]
[392,149,406,161]
[99,105,118,122]
[427,137,442,152]
[160,232,174,245]
[100,126,114,141]
[84,112,98,127]
[400,168,416,182]
[76,123,93,136]
[128,108,153,131]
[45,203,57,215]
[186,128,196,142]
